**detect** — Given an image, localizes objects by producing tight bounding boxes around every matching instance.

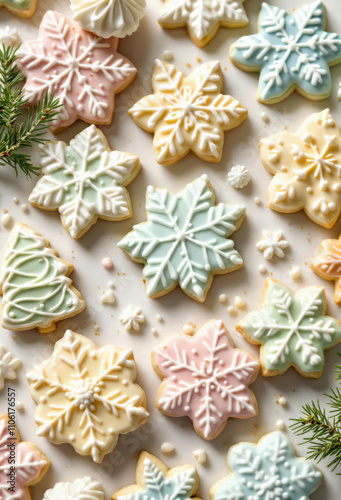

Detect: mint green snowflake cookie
[112,452,200,500]
[236,278,341,377]
[0,0,37,17]
[210,431,323,500]
[118,175,246,302]
[230,2,341,104]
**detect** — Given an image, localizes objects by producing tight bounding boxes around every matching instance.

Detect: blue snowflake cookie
[118,175,246,301]
[210,431,323,500]
[230,1,341,104]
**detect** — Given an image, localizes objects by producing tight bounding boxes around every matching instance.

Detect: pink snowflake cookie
[18,11,137,133]
[152,320,260,440]
[0,413,50,500]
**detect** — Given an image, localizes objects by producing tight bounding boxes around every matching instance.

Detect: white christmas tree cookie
[260,109,341,228]
[210,432,323,500]
[152,320,259,440]
[129,59,247,165]
[112,452,201,500]
[0,413,50,500]
[158,0,248,48]
[0,223,85,333]
[43,476,104,500]
[29,125,141,239]
[27,330,149,463]
[118,176,246,302]
[236,278,341,378]
[71,0,146,38]
[0,0,37,17]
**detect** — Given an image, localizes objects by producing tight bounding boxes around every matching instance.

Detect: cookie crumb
[193,449,207,465]
[161,442,175,454]
[100,290,116,305]
[183,323,195,334]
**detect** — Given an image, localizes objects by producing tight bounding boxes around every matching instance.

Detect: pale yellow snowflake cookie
[26,330,149,463]
[260,109,341,228]
[129,59,247,165]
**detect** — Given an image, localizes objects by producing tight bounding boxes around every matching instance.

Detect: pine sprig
[290,354,341,473]
[0,43,61,177]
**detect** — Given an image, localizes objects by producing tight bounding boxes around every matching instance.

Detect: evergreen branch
[290,354,341,473]
[0,43,61,178]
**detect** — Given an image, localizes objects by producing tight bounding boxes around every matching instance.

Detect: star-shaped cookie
[311,236,341,305]
[260,109,341,228]
[158,0,248,47]
[129,59,247,165]
[230,2,341,103]
[18,11,137,133]
[0,0,37,17]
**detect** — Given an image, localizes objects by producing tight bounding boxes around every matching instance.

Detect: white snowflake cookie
[119,305,145,331]
[43,477,104,500]
[29,126,141,239]
[227,165,250,189]
[71,0,146,38]
[0,413,50,500]
[260,109,341,228]
[129,59,247,165]
[210,432,323,500]
[256,230,289,260]
[113,452,201,500]
[0,346,21,390]
[26,330,148,463]
[118,176,246,302]
[159,0,248,47]
[152,320,259,440]
[0,223,85,333]
[236,278,341,378]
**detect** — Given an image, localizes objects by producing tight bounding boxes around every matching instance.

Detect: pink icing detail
[18,11,137,133]
[152,320,259,440]
[0,416,48,499]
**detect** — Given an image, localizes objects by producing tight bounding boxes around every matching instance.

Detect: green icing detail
[2,0,31,10]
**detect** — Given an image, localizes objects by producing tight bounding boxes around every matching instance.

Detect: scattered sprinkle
[101,257,113,270]
[161,442,175,454]
[276,419,286,431]
[260,112,270,123]
[162,50,174,61]
[227,165,251,189]
[227,306,238,316]
[193,449,207,465]
[258,264,267,274]
[108,281,114,289]
[0,26,19,47]
[119,305,144,331]
[16,400,24,412]
[1,213,12,228]
[290,266,302,280]
[100,290,116,305]
[152,328,159,337]
[278,396,287,406]
[13,197,19,204]
[183,323,195,334]
[254,197,262,206]
[234,296,246,309]
[219,293,227,304]
[156,314,163,322]
[21,204,28,213]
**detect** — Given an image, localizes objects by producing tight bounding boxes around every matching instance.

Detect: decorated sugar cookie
[27,330,148,463]
[29,125,141,239]
[230,2,341,104]
[118,176,246,301]
[0,413,50,500]
[112,452,201,500]
[152,320,259,440]
[236,278,341,378]
[43,477,104,500]
[210,431,323,500]
[311,235,341,305]
[158,0,248,48]
[0,0,37,17]
[71,0,146,38]
[260,109,341,228]
[129,59,247,165]
[0,345,20,390]
[18,11,137,133]
[0,223,85,333]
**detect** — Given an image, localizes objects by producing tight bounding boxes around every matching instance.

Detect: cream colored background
[0,0,340,498]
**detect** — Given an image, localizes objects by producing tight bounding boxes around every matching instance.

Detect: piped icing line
[311,235,341,305]
[0,223,85,333]
[229,2,341,104]
[0,413,50,500]
[112,452,201,500]
[152,320,260,440]
[26,330,149,463]
[129,59,247,165]
[236,278,341,377]
[210,431,323,500]
[118,175,246,302]
[71,0,146,38]
[260,109,341,228]
[17,11,137,133]
[158,0,248,48]
[29,125,141,239]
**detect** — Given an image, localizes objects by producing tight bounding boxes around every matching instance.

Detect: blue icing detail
[212,432,323,500]
[230,1,341,103]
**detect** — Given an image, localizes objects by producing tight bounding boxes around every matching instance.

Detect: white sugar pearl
[234,296,246,309]
[278,396,287,406]
[276,420,286,430]
[1,213,12,228]
[161,442,175,454]
[101,257,113,270]
[219,294,227,304]
[290,266,301,280]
